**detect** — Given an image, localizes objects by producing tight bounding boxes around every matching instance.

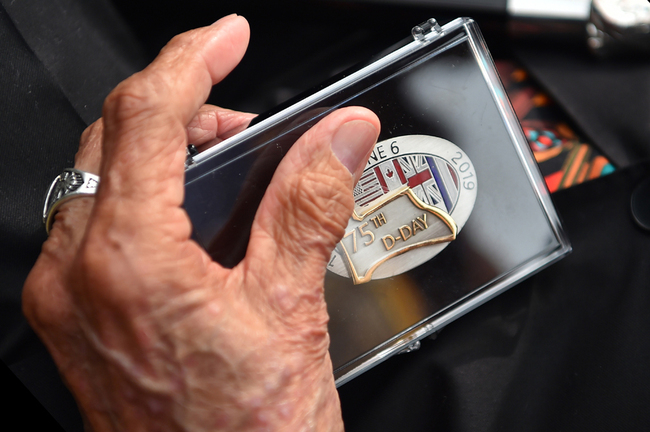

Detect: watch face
[328,135,477,284]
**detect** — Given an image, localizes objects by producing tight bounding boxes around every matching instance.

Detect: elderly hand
[23,15,379,432]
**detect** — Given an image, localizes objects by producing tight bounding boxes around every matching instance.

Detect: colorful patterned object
[497,61,615,193]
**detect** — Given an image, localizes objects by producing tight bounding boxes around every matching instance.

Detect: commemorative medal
[328,135,478,284]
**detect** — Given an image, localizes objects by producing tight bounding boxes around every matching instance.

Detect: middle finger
[187,104,256,146]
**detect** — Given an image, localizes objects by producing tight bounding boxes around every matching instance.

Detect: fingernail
[211,14,240,27]
[331,120,378,175]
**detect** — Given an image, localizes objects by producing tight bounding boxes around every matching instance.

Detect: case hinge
[412,18,443,41]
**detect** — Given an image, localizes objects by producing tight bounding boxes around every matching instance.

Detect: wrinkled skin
[22,15,380,432]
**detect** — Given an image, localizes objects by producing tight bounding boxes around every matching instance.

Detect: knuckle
[102,27,207,128]
[103,75,167,126]
[103,79,151,122]
[291,171,353,238]
[187,109,218,143]
[165,30,200,54]
[266,169,353,262]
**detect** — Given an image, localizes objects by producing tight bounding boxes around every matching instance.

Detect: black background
[1,0,649,430]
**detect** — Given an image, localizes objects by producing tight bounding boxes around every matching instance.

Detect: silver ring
[43,168,100,234]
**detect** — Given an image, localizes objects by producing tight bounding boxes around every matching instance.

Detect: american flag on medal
[353,155,461,213]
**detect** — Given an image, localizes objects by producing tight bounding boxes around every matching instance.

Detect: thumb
[246,107,380,286]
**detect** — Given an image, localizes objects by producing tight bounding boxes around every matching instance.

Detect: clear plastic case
[183,17,571,385]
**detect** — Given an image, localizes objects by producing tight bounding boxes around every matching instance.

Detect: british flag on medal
[355,151,462,213]
[328,135,478,284]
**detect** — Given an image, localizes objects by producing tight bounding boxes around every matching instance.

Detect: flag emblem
[353,154,461,214]
[329,135,477,283]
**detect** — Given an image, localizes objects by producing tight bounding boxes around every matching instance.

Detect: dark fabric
[0,0,146,125]
[339,162,650,431]
[0,3,83,364]
[515,45,650,168]
[0,5,87,430]
[9,348,81,432]
[1,360,65,431]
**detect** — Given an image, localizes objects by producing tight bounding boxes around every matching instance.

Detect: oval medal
[328,135,478,284]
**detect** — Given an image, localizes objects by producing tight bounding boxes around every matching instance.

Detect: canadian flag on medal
[354,154,460,214]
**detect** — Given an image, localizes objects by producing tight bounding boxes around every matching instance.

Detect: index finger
[96,15,250,220]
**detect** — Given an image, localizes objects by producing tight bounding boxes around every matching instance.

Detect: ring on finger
[43,168,100,234]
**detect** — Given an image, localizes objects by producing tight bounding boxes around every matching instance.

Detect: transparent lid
[183,17,570,385]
